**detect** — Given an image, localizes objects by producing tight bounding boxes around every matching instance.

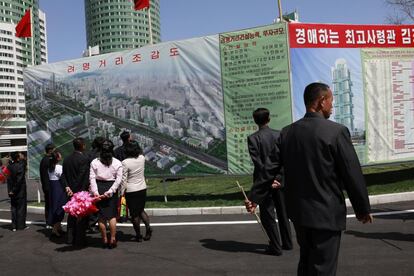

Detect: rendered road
[0,201,413,276]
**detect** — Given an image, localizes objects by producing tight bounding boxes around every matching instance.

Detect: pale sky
[39,0,392,63]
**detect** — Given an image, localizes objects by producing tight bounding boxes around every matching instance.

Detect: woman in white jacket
[120,141,152,242]
[90,140,123,249]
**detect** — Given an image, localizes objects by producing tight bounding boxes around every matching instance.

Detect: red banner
[289,23,414,48]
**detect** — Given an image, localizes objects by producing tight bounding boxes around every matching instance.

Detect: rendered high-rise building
[331,58,354,132]
[84,0,161,54]
[0,0,48,153]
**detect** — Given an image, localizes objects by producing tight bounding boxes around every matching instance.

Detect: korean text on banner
[220,23,292,174]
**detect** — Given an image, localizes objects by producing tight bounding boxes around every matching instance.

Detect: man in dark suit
[39,143,55,228]
[246,82,373,275]
[61,137,90,246]
[114,131,131,161]
[7,152,28,231]
[247,108,292,256]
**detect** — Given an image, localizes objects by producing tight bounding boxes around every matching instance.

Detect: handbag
[117,194,129,223]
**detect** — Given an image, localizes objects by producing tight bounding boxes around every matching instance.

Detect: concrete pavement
[1,178,414,216]
[0,201,413,276]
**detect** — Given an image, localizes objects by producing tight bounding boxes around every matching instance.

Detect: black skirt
[125,189,147,218]
[47,179,67,225]
[96,180,118,220]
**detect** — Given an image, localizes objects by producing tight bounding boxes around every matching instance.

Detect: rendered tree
[386,0,414,24]
[0,102,14,131]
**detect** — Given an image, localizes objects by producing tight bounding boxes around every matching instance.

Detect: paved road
[0,201,413,276]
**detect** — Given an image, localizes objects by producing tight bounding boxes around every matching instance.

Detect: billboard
[25,22,414,178]
[25,23,291,178]
[220,24,292,174]
[25,35,226,178]
[289,23,414,164]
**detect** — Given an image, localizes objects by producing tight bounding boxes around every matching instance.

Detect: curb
[25,191,414,216]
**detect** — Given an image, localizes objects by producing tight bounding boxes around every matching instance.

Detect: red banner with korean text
[289,23,414,48]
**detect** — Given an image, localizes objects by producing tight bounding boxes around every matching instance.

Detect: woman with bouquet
[120,141,152,242]
[47,150,67,237]
[89,139,123,249]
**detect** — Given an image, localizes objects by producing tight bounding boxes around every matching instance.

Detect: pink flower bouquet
[63,191,99,218]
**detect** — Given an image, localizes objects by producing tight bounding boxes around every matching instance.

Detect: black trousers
[294,224,342,276]
[67,215,88,246]
[260,188,292,252]
[10,188,27,230]
[43,190,50,225]
[272,188,293,249]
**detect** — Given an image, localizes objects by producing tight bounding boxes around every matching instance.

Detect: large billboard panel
[289,23,414,164]
[26,22,414,179]
[25,36,227,178]
[220,23,292,174]
[25,23,291,178]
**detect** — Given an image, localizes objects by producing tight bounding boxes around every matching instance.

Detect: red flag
[134,0,149,10]
[15,9,31,38]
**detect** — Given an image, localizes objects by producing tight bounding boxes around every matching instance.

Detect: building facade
[84,0,161,54]
[0,0,47,153]
[331,58,354,132]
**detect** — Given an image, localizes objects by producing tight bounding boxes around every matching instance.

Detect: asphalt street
[0,201,413,276]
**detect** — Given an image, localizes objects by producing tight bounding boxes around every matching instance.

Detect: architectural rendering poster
[24,35,226,178]
[289,23,414,164]
[220,23,292,174]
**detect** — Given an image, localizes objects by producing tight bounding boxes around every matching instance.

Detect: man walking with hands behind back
[246,82,373,275]
[247,108,292,256]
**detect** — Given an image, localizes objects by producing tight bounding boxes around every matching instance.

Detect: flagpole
[30,7,35,66]
[277,0,283,22]
[147,6,153,45]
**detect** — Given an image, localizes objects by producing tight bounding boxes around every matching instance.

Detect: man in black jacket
[61,137,90,246]
[7,152,28,231]
[39,143,55,228]
[247,108,292,256]
[114,131,131,161]
[247,82,372,275]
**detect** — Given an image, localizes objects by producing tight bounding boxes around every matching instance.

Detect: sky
[39,0,393,63]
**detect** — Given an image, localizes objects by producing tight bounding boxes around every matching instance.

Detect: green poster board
[219,23,292,174]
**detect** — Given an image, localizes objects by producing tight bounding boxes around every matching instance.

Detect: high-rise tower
[0,0,48,153]
[84,0,161,54]
[331,58,354,132]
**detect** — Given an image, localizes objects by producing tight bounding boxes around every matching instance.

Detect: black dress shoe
[143,227,152,241]
[265,246,282,256]
[136,235,143,242]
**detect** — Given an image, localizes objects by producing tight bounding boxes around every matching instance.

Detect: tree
[386,0,414,24]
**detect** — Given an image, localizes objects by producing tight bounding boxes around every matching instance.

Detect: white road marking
[0,209,412,227]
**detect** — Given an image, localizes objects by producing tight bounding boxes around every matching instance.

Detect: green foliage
[29,161,414,209]
[206,141,227,160]
[366,180,414,195]
[144,175,252,208]
[139,98,162,107]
